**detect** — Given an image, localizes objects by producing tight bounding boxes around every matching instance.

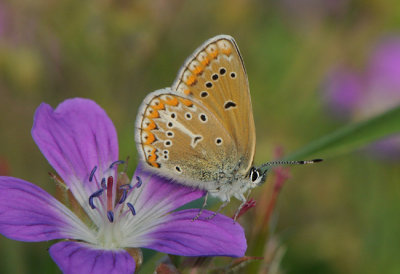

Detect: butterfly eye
[250,168,260,182]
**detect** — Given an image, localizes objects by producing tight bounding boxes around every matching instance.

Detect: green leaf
[286,105,400,161]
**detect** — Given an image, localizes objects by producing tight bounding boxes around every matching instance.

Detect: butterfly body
[136,35,264,204]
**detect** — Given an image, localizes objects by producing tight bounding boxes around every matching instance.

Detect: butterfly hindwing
[135,89,239,187]
[172,35,256,174]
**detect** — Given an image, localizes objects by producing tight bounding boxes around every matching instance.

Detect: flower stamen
[101,177,106,189]
[89,189,104,209]
[127,203,136,216]
[109,160,125,169]
[135,176,142,188]
[107,211,114,222]
[118,189,128,204]
[89,166,97,182]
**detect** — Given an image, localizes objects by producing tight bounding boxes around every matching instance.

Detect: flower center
[86,161,141,247]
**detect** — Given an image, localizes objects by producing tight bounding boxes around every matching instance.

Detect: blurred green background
[1,0,400,273]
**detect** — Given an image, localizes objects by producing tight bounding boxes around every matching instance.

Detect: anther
[118,189,128,204]
[101,178,106,189]
[127,203,136,216]
[107,211,114,222]
[119,184,132,190]
[110,160,125,169]
[88,189,104,209]
[117,183,132,204]
[135,176,142,188]
[89,166,97,182]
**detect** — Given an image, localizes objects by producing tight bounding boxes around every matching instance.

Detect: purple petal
[31,98,118,200]
[366,135,400,161]
[323,67,363,119]
[129,165,206,216]
[49,241,135,274]
[143,209,246,257]
[368,37,400,93]
[0,177,94,242]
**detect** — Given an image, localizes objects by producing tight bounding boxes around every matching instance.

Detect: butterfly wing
[171,35,256,175]
[135,88,239,188]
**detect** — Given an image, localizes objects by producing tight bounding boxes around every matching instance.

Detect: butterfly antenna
[259,158,323,173]
[262,158,322,168]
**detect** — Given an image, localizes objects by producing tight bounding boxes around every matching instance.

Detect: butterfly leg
[192,192,209,221]
[206,200,229,220]
[233,193,247,221]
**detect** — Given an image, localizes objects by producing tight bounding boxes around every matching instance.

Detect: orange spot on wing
[144,119,156,131]
[179,98,193,107]
[164,97,179,106]
[149,161,160,168]
[209,49,219,59]
[144,132,156,145]
[152,101,165,110]
[147,108,159,119]
[185,75,197,86]
[221,47,232,56]
[201,56,210,66]
[193,65,204,75]
[148,148,157,162]
[184,89,191,95]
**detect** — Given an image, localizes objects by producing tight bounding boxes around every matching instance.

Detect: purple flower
[0,98,246,274]
[324,37,400,159]
[323,67,363,120]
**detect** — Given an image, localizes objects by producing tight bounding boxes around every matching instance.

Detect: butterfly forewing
[172,35,256,174]
[136,89,239,186]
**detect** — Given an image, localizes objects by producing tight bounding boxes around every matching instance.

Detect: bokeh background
[1,0,400,273]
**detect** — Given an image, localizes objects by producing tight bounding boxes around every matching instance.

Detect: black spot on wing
[224,101,237,110]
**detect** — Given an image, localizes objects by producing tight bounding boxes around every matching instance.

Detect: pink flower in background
[0,98,246,274]
[324,37,400,159]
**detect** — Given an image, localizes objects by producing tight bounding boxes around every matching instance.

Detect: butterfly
[135,35,321,219]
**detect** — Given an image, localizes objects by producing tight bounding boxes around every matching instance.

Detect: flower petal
[31,98,118,221]
[142,209,247,257]
[120,166,205,234]
[50,241,135,274]
[128,165,205,215]
[0,177,95,243]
